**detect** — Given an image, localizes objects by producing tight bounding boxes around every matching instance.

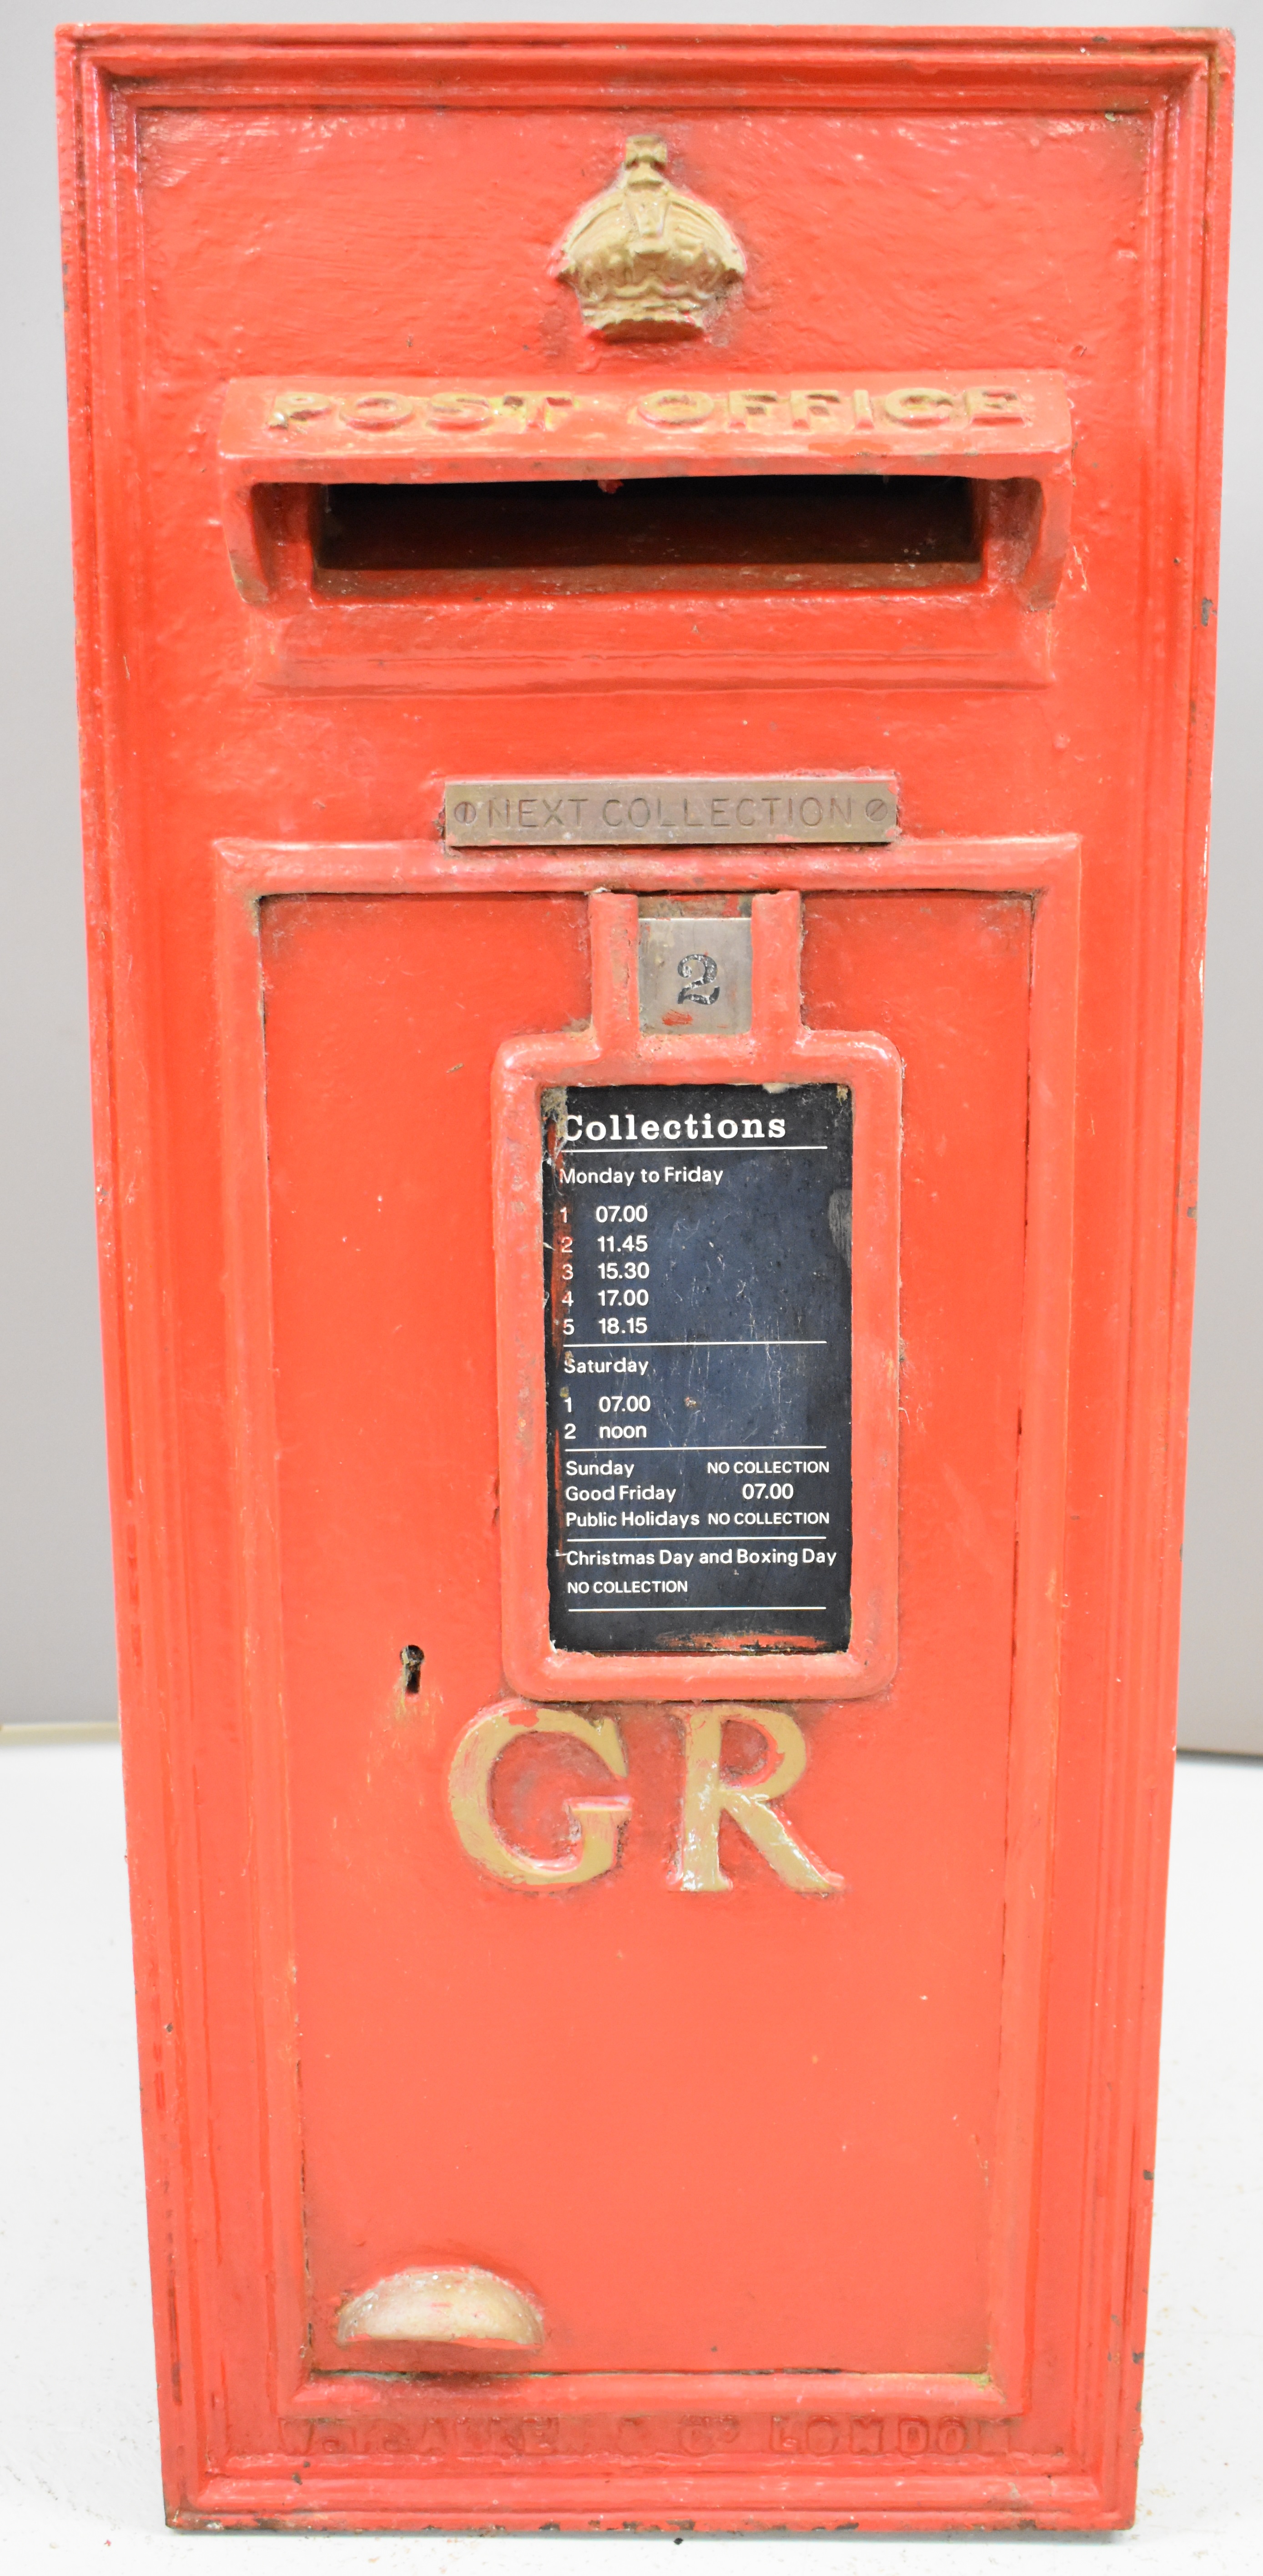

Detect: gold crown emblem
[558,135,745,342]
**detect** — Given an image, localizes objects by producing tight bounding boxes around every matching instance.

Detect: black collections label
[543,1085,853,1655]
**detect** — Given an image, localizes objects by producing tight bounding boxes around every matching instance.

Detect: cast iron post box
[60,21,1230,2534]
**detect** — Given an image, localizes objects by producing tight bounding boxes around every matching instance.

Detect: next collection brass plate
[443,777,900,845]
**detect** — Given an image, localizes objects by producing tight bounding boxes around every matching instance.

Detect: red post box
[59,22,1230,2534]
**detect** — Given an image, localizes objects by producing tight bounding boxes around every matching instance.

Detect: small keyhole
[401,1644,424,1694]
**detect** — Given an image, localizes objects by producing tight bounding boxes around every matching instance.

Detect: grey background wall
[2,3,1257,1747]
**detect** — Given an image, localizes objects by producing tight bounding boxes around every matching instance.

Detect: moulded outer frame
[57,13,1230,2537]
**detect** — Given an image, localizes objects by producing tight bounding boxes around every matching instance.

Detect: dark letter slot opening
[304,474,990,598]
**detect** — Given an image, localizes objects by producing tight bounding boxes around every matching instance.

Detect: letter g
[448,1701,629,1887]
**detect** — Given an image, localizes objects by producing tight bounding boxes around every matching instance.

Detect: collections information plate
[543,1083,853,1655]
[445,777,898,846]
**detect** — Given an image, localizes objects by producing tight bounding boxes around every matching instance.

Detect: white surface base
[0,1741,1259,2568]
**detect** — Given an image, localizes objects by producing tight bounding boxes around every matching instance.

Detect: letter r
[673,1705,844,1894]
